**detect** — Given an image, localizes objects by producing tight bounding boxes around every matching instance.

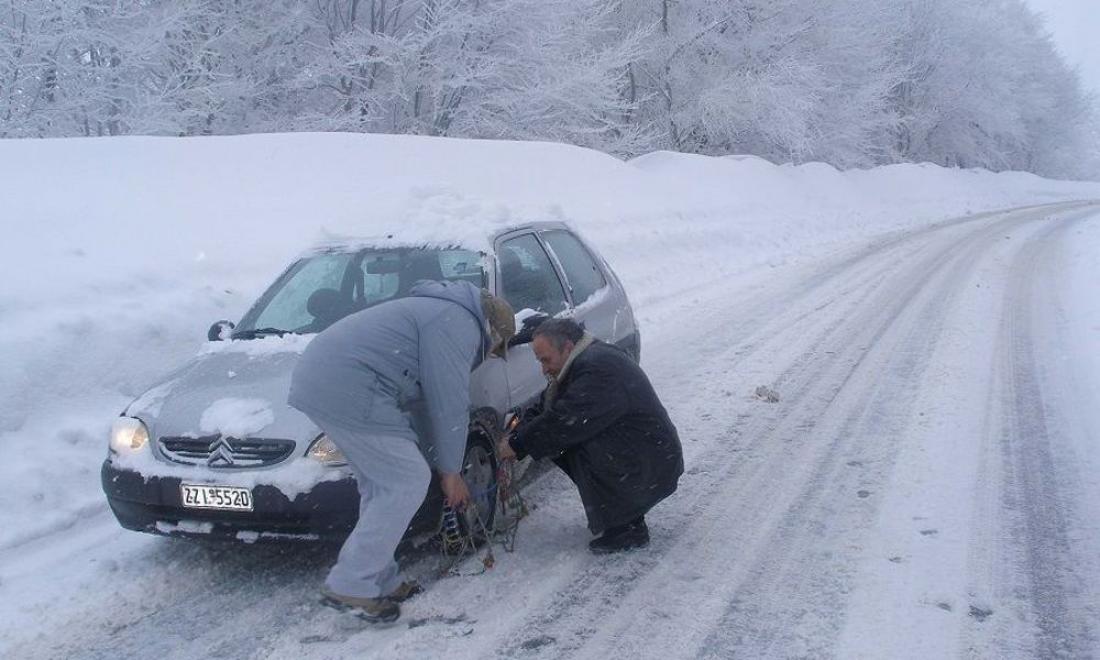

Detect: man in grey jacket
[288,279,514,623]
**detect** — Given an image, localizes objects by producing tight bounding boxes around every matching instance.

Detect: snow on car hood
[124,335,319,448]
[115,334,349,496]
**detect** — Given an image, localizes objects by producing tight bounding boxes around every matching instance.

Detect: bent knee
[408,456,432,493]
[389,445,431,497]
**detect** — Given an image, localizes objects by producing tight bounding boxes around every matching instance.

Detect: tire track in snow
[988,209,1096,658]
[617,206,1054,659]
[688,206,1074,659]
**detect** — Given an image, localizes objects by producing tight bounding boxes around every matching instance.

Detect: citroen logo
[207,437,236,467]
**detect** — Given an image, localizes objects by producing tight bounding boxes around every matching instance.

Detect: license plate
[180,484,254,511]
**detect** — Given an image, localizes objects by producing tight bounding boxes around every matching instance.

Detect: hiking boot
[386,580,424,603]
[320,587,401,624]
[588,518,650,555]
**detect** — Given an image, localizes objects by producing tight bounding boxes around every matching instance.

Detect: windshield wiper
[231,327,294,340]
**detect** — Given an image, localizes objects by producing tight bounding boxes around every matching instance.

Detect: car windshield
[234,247,487,337]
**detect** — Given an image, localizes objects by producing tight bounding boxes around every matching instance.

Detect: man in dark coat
[498,318,683,553]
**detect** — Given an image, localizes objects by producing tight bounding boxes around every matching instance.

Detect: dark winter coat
[510,340,683,533]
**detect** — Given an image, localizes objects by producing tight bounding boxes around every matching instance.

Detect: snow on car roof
[298,192,565,256]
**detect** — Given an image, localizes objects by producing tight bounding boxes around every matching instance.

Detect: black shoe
[588,518,650,555]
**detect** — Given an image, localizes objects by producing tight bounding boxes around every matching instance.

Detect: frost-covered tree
[608,0,903,165]
[0,2,58,137]
[0,0,1095,179]
[289,0,648,153]
[0,1,139,137]
[125,1,315,136]
[885,0,1093,176]
[998,0,1093,179]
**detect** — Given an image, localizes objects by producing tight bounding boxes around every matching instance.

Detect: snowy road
[3,201,1099,659]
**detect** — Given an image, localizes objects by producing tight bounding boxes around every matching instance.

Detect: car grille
[159,435,296,468]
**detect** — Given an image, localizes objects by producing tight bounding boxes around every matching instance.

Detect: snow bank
[1,132,1097,550]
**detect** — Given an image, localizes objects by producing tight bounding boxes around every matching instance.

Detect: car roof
[301,220,573,256]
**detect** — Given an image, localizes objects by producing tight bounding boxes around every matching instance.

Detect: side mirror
[508,313,549,347]
[208,320,235,341]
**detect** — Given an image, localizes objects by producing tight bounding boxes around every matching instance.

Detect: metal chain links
[438,458,529,578]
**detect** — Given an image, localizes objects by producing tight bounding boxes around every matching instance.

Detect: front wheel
[459,438,498,537]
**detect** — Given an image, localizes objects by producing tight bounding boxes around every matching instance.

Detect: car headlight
[306,434,347,466]
[110,417,150,454]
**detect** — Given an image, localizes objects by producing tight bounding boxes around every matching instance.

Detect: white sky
[1025,0,1100,97]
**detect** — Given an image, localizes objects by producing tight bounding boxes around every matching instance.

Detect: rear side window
[541,230,607,305]
[498,234,569,314]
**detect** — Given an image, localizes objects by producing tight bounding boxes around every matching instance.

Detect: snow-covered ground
[1,133,1098,658]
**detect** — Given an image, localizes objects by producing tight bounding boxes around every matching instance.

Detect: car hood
[124,335,319,448]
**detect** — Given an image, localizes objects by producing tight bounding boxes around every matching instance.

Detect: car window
[541,230,607,305]
[497,233,569,314]
[250,253,353,332]
[238,248,486,335]
[436,250,487,287]
[354,252,401,302]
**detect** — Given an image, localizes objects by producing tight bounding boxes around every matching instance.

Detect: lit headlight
[110,417,150,454]
[306,434,347,466]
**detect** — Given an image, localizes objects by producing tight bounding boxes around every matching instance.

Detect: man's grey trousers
[316,422,431,599]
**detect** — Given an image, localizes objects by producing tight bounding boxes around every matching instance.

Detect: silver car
[102,221,640,543]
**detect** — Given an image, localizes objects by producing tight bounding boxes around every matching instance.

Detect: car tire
[459,433,498,539]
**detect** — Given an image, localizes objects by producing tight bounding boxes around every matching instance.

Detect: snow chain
[438,458,528,578]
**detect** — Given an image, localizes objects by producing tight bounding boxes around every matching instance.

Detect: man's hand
[439,472,470,509]
[497,436,517,462]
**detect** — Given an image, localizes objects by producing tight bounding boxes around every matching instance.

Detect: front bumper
[101,460,442,543]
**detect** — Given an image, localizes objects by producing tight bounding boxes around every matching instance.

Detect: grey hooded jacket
[288,280,490,473]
